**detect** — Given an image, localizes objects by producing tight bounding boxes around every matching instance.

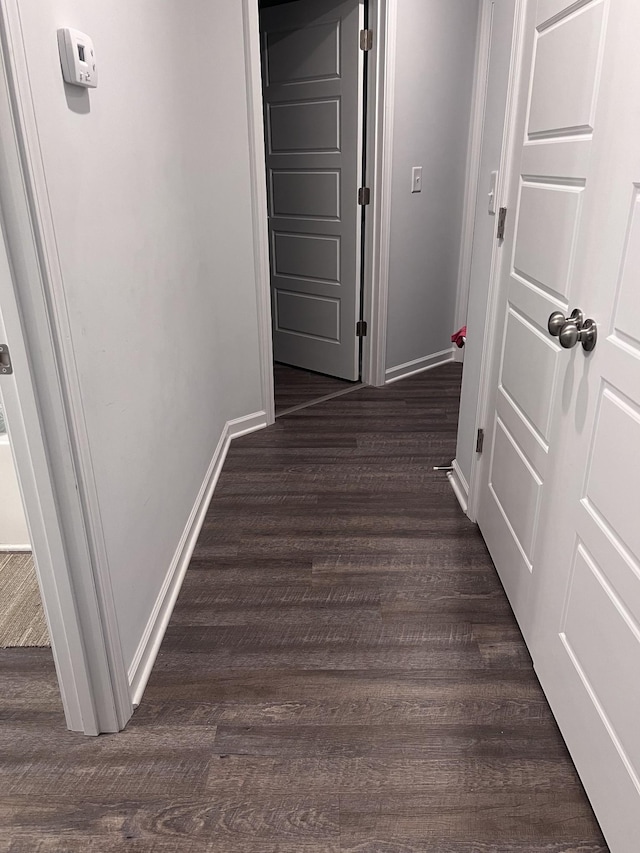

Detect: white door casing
[529,0,640,848]
[476,0,609,640]
[261,0,364,381]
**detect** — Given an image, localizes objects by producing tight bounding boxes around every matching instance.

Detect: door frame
[0,0,132,734]
[242,0,398,410]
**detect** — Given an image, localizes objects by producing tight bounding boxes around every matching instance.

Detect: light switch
[411,166,423,193]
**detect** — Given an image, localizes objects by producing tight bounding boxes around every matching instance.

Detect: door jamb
[467,0,528,520]
[0,0,132,734]
[242,0,397,401]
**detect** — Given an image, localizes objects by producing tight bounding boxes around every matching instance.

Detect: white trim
[242,0,275,425]
[447,459,469,514]
[454,0,495,331]
[0,545,31,551]
[385,347,454,384]
[0,1,130,734]
[128,411,267,706]
[361,0,397,386]
[467,0,528,521]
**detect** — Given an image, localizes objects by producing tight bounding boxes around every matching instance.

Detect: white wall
[18,0,264,670]
[385,0,480,376]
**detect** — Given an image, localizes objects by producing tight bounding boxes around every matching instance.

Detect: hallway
[1,365,607,851]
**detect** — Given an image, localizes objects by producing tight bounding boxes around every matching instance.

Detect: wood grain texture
[274,362,358,416]
[0,364,608,851]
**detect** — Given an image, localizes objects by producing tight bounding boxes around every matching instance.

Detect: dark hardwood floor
[0,363,608,852]
[274,362,358,416]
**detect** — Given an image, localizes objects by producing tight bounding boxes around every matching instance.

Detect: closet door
[530,0,640,848]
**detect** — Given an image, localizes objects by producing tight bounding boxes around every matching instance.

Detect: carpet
[0,552,50,647]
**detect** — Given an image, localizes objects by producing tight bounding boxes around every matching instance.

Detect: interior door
[528,0,640,848]
[260,0,364,381]
[476,0,608,639]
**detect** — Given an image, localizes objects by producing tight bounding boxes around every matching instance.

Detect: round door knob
[548,311,566,337]
[559,322,580,349]
[580,318,598,352]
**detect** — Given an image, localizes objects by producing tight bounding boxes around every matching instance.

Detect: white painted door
[456,0,517,493]
[261,0,364,381]
[476,0,609,639]
[478,0,640,847]
[528,0,640,848]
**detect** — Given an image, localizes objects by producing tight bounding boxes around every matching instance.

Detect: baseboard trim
[0,544,31,552]
[447,459,470,515]
[128,410,267,706]
[385,348,454,384]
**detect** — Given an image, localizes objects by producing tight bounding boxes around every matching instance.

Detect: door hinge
[358,187,370,206]
[356,320,368,337]
[360,29,373,51]
[476,428,485,454]
[497,207,507,240]
[0,344,13,375]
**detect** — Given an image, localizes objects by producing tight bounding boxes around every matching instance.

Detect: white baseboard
[0,544,31,552]
[385,347,454,384]
[128,410,267,706]
[447,458,469,515]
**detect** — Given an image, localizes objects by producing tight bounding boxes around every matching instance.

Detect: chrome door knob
[580,318,598,352]
[548,308,585,337]
[554,316,598,352]
[559,322,580,349]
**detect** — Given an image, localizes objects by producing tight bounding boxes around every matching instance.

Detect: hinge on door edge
[358,187,370,205]
[476,428,485,454]
[356,320,368,337]
[0,344,13,375]
[360,29,373,50]
[497,207,507,240]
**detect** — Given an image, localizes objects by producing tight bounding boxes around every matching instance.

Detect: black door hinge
[360,29,373,50]
[358,187,370,206]
[497,207,507,240]
[356,320,368,337]
[0,344,13,375]
[476,428,485,454]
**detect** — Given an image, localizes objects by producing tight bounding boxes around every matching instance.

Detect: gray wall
[385,0,480,373]
[18,0,264,669]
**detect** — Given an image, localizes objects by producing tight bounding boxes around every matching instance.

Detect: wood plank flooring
[274,362,358,416]
[0,363,608,852]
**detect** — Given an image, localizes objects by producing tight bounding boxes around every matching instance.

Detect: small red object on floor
[451,326,467,348]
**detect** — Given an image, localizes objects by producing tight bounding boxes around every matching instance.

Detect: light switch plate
[411,166,423,193]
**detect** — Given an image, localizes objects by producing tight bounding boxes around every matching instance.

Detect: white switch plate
[411,166,423,193]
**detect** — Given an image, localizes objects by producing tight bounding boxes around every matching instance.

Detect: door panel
[477,0,607,632]
[261,0,363,380]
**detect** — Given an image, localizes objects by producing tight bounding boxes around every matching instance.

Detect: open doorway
[0,399,48,648]
[258,0,368,414]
